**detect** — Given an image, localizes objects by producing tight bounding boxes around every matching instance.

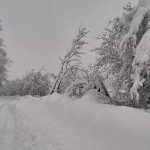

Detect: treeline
[0,67,51,96]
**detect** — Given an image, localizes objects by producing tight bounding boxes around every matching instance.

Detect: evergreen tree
[92,2,134,102]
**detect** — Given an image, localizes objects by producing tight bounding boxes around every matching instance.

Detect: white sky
[0,0,138,80]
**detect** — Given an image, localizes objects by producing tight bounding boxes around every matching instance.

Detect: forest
[0,1,150,109]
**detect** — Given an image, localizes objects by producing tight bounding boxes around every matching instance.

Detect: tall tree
[0,21,10,86]
[92,2,135,102]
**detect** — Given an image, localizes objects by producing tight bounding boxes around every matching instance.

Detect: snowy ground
[0,93,150,150]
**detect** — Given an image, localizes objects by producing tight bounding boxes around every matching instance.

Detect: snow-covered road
[0,94,150,150]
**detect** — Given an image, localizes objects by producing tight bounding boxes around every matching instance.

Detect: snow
[0,105,15,150]
[0,94,150,150]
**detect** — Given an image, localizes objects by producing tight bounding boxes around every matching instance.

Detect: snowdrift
[8,93,150,150]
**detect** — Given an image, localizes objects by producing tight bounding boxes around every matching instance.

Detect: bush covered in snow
[0,67,52,96]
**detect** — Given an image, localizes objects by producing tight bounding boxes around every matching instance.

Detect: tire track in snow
[0,103,16,150]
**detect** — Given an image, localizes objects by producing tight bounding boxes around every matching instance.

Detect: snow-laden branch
[120,0,150,54]
[130,29,150,105]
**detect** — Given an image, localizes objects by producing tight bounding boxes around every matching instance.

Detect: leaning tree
[50,27,89,94]
[92,2,135,102]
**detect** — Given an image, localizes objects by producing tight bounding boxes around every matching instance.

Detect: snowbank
[10,93,150,150]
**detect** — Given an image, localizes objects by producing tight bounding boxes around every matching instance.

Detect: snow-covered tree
[119,0,150,107]
[22,67,51,96]
[50,27,89,94]
[0,21,10,86]
[91,1,150,107]
[92,3,134,102]
[0,67,51,96]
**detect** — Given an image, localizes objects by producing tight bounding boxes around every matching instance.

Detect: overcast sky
[0,0,138,79]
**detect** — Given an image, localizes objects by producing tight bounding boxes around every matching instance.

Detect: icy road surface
[0,94,150,150]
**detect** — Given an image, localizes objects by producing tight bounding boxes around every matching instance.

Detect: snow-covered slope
[0,93,150,150]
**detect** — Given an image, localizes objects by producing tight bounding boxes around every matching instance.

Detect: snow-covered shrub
[22,69,51,96]
[65,81,87,98]
[0,78,24,96]
[56,66,89,98]
[0,68,51,96]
